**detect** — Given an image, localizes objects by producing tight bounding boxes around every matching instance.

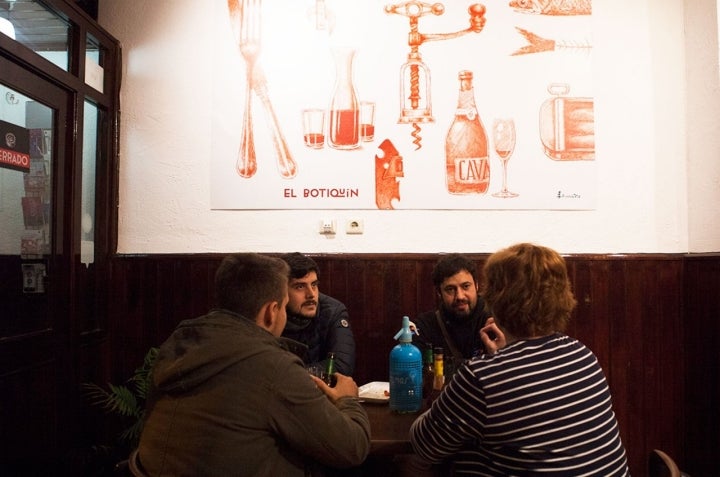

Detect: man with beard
[280,252,356,377]
[413,253,492,370]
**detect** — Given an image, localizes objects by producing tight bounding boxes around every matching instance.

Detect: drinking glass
[491,118,519,198]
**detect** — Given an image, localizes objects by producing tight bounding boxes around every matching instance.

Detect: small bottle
[432,347,445,391]
[389,316,423,413]
[324,352,336,387]
[445,70,490,194]
[422,346,434,399]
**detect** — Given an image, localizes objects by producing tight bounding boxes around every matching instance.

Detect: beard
[440,300,477,322]
[286,304,316,331]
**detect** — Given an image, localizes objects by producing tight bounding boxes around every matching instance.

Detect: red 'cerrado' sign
[0,119,31,173]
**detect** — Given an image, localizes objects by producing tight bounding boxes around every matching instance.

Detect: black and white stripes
[410,333,630,476]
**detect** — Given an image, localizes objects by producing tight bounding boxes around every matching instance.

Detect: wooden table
[362,401,424,456]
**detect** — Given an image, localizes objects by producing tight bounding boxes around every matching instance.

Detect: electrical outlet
[319,219,336,235]
[346,219,364,234]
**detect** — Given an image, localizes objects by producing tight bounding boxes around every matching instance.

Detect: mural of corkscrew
[384,2,487,150]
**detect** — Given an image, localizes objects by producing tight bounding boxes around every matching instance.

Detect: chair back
[648,449,681,477]
[128,449,150,477]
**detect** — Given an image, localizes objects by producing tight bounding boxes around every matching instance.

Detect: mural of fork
[228,0,297,179]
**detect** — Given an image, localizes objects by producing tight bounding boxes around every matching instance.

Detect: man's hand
[480,317,507,354]
[311,372,358,403]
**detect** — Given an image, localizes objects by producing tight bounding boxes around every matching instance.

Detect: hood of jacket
[152,309,279,393]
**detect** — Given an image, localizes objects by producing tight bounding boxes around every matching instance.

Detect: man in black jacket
[280,252,356,377]
[413,253,491,371]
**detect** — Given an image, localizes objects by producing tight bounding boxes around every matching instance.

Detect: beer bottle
[433,346,445,391]
[324,352,336,387]
[422,346,434,399]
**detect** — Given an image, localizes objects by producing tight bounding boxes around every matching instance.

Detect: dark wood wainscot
[2,252,718,476]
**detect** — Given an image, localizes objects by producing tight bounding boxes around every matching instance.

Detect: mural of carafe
[328,47,360,150]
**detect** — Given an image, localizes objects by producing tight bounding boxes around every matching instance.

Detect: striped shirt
[410,333,630,476]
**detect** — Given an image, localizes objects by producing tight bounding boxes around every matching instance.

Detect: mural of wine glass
[492,118,519,198]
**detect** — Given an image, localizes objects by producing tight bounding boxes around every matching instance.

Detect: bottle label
[453,157,489,184]
[455,108,477,120]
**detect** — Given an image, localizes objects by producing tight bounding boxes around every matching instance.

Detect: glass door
[1,2,120,472]
[1,82,53,315]
[0,53,72,469]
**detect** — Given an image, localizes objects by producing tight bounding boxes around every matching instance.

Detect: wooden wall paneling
[348,258,364,379]
[77,262,98,334]
[109,257,150,381]
[645,260,684,460]
[565,258,610,363]
[365,258,396,383]
[415,257,437,316]
[604,259,630,421]
[397,259,420,327]
[568,258,646,472]
[191,258,220,320]
[381,258,403,331]
[0,352,58,469]
[135,259,161,366]
[325,256,351,306]
[92,253,719,477]
[584,259,612,372]
[76,339,115,453]
[153,258,177,346]
[612,258,683,475]
[343,258,371,382]
[683,256,720,477]
[608,262,646,475]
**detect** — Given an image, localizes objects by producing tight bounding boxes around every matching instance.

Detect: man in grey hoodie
[137,253,370,476]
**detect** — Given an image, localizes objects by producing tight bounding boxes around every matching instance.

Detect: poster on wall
[211,0,595,210]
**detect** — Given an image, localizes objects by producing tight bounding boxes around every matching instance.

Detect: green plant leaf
[81,346,159,447]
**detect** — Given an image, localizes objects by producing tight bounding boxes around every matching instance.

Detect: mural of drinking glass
[302,108,326,149]
[491,118,519,198]
[360,101,376,142]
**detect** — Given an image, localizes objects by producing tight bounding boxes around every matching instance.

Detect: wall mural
[211,0,594,210]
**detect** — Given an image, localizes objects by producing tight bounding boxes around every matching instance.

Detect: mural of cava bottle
[445,70,490,194]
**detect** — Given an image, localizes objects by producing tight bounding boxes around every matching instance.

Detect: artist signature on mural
[557,191,582,199]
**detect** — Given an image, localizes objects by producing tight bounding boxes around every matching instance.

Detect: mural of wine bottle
[445,70,490,194]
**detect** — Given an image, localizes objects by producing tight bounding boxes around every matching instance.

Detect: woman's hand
[480,317,507,354]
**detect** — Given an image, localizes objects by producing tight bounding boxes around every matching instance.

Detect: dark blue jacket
[281,293,356,376]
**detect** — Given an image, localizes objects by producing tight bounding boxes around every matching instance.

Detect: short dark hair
[431,253,478,289]
[280,252,319,280]
[482,243,577,337]
[214,253,289,319]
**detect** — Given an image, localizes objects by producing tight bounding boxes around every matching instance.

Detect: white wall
[685,0,720,252]
[98,0,720,254]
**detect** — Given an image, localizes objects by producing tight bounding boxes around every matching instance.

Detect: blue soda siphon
[389,316,423,413]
